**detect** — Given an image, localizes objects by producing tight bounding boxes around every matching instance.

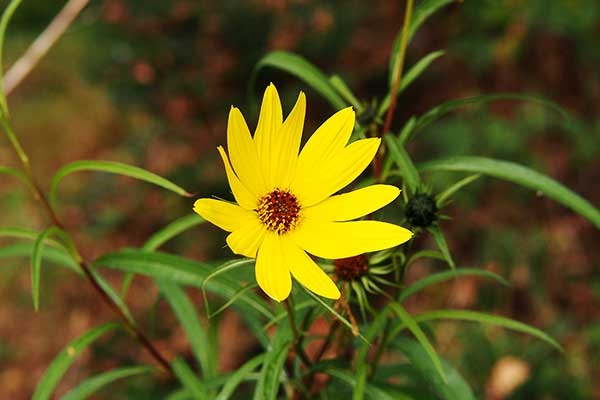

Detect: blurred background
[0,0,599,398]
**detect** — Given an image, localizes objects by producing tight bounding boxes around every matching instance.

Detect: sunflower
[193,84,413,301]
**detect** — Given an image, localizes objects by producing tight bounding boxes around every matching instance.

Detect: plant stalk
[375,0,414,181]
[283,298,312,367]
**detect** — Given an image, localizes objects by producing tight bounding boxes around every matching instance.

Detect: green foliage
[2,0,597,398]
[420,156,600,229]
[50,160,193,209]
[32,323,121,400]
[61,366,155,400]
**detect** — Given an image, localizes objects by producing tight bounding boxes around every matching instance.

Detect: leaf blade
[61,365,155,400]
[388,302,447,383]
[420,156,600,229]
[251,51,346,109]
[399,268,509,302]
[32,323,120,400]
[50,160,192,208]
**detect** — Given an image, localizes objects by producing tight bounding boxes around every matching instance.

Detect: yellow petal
[255,232,291,301]
[217,146,257,210]
[303,184,400,221]
[283,239,340,299]
[296,107,355,172]
[226,217,266,258]
[292,219,413,259]
[267,91,306,188]
[293,138,380,207]
[193,198,255,232]
[227,106,266,195]
[254,83,283,187]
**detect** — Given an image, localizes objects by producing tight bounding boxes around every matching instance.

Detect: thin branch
[3,0,89,95]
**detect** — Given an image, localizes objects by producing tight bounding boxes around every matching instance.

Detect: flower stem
[283,298,312,367]
[375,0,414,181]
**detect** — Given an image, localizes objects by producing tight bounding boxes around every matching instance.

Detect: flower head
[194,84,412,301]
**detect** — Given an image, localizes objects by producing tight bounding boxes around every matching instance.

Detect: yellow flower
[193,84,412,301]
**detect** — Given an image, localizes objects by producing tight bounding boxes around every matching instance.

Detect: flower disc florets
[256,189,300,234]
[334,254,370,281]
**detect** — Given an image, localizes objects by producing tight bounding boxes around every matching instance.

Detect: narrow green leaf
[302,287,368,344]
[159,280,214,379]
[329,74,363,112]
[410,93,569,142]
[406,249,445,266]
[408,0,456,41]
[61,365,155,400]
[31,227,63,311]
[380,51,445,116]
[328,369,409,400]
[420,156,600,230]
[388,302,447,383]
[120,213,206,300]
[384,135,420,192]
[253,321,292,400]
[436,174,481,207]
[216,354,264,400]
[0,165,28,186]
[50,160,193,208]
[172,357,209,399]
[251,51,346,109]
[0,242,79,273]
[0,0,21,115]
[201,258,256,318]
[89,266,136,325]
[94,250,271,345]
[412,309,562,351]
[143,214,205,252]
[399,268,509,302]
[352,306,392,400]
[0,226,62,247]
[389,337,476,400]
[32,323,120,400]
[427,224,455,269]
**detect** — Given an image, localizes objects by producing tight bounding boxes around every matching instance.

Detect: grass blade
[420,156,600,230]
[32,323,120,400]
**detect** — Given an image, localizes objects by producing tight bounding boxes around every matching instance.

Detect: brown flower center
[256,189,300,234]
[334,254,369,281]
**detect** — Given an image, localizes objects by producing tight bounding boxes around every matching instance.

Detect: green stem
[284,298,312,367]
[376,0,414,181]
